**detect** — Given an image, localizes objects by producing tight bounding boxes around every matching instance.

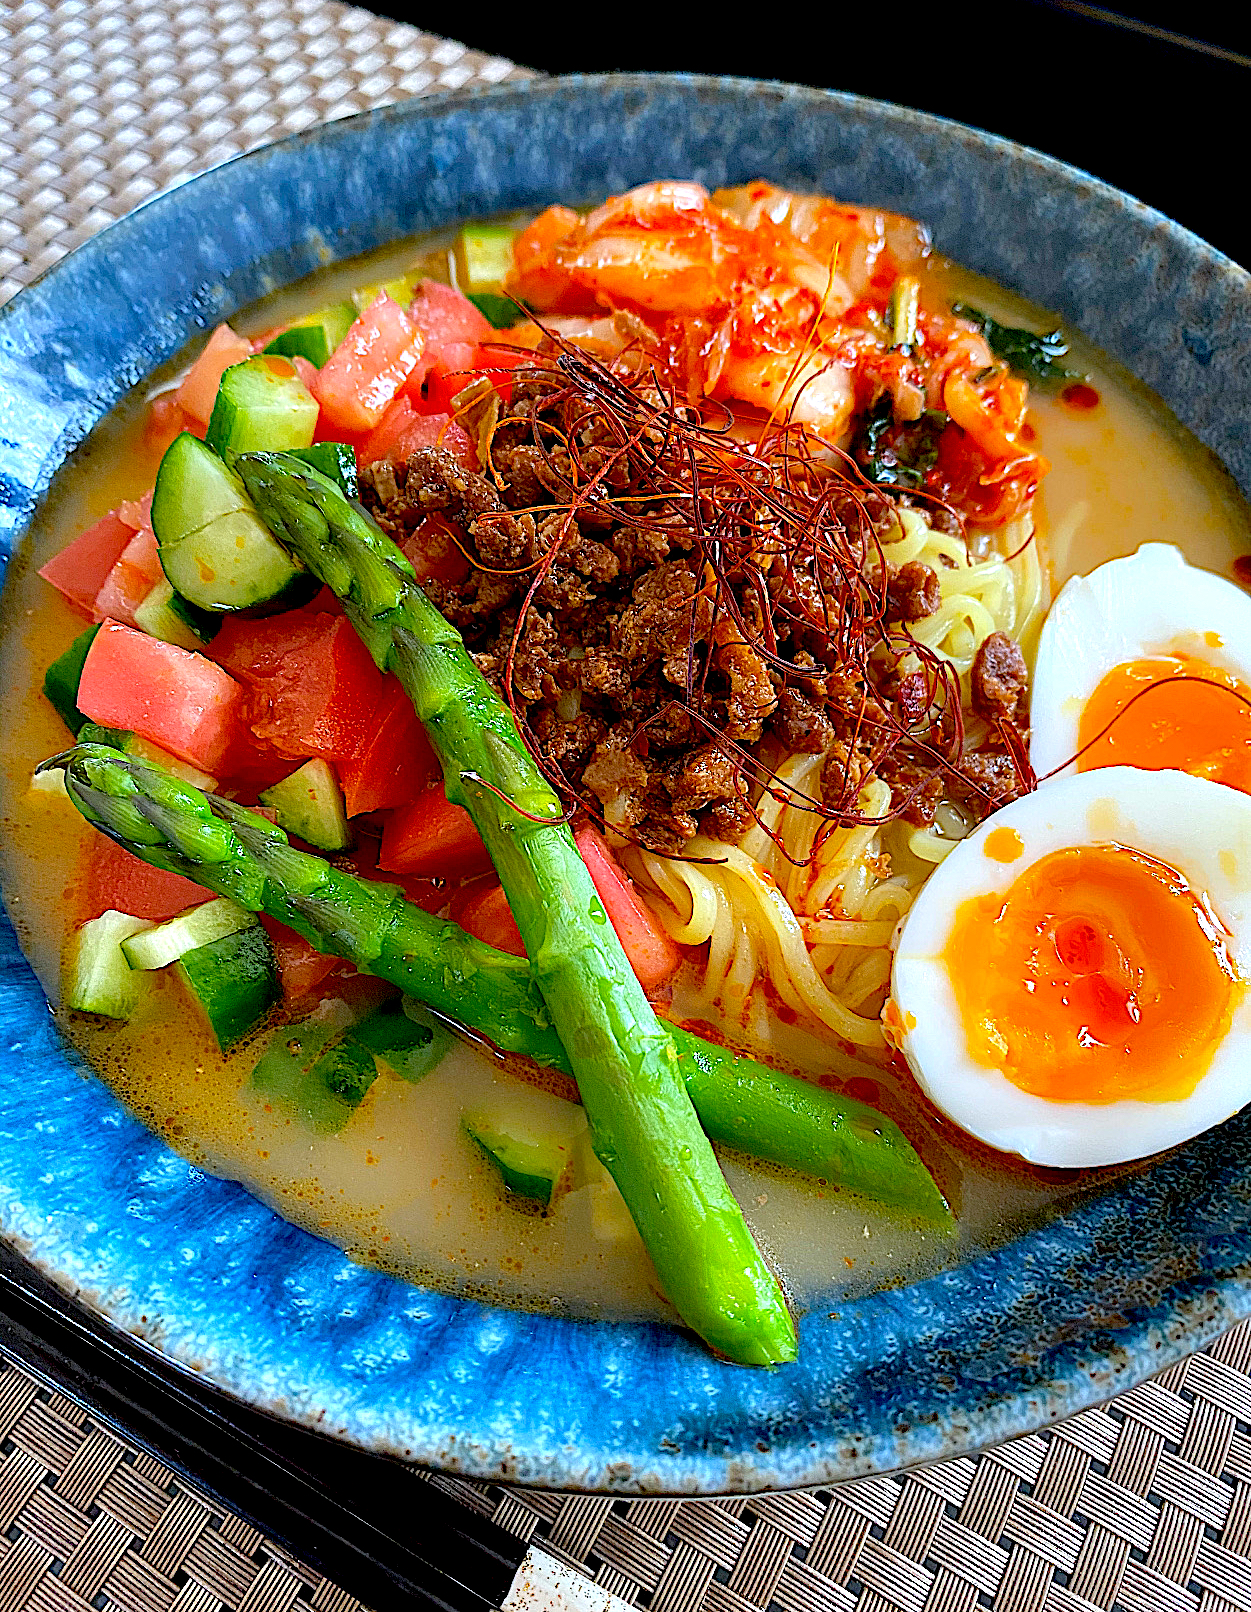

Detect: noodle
[625,504,1038,1054]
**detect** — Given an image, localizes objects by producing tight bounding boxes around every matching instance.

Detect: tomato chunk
[94,523,163,627]
[145,394,200,455]
[408,281,492,378]
[575,824,682,991]
[83,838,213,923]
[338,675,438,817]
[358,398,476,472]
[175,323,252,426]
[399,515,471,586]
[39,511,135,618]
[259,914,339,1002]
[378,783,492,879]
[316,294,423,435]
[209,609,385,764]
[76,620,245,773]
[449,879,525,958]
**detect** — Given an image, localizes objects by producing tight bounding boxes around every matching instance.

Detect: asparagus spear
[47,742,944,1221]
[234,452,799,1364]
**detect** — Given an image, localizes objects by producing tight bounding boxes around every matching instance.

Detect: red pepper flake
[1061,381,1100,411]
[845,1075,882,1106]
[1233,556,1251,591]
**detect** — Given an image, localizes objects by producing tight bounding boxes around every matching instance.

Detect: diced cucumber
[351,274,416,314]
[77,723,218,790]
[176,923,280,1051]
[204,355,319,467]
[122,897,256,971]
[247,994,446,1132]
[168,589,220,643]
[249,997,360,1130]
[43,624,100,736]
[288,442,358,499]
[355,998,449,1082]
[152,431,313,613]
[463,1095,585,1206]
[258,759,352,851]
[263,301,356,368]
[65,910,152,1018]
[456,223,517,291]
[134,578,206,651]
[467,291,522,329]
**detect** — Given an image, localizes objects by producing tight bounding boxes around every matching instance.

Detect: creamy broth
[2,225,1248,1323]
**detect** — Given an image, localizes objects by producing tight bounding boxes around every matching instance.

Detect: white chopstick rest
[501,1546,635,1612]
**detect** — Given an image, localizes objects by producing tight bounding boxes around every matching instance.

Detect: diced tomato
[208,609,385,765]
[422,353,483,416]
[39,511,135,618]
[259,914,339,1002]
[145,394,199,454]
[473,342,530,406]
[316,294,423,435]
[575,824,682,992]
[378,783,491,879]
[77,620,245,773]
[83,837,213,923]
[358,398,472,471]
[338,675,438,816]
[358,397,477,476]
[289,354,322,402]
[408,281,492,379]
[175,323,252,426]
[334,834,446,911]
[94,524,163,627]
[448,879,525,958]
[116,492,153,532]
[399,514,471,586]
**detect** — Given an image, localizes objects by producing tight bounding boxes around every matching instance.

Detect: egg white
[890,766,1251,1167]
[1030,544,1251,782]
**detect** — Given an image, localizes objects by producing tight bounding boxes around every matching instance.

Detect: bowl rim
[3,71,1251,1496]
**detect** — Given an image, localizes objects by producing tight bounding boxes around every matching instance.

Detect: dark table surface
[383,0,1249,268]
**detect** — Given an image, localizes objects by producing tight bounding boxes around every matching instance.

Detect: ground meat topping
[971,631,1029,724]
[887,560,942,622]
[361,345,1033,849]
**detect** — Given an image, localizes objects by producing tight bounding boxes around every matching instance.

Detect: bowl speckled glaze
[2,75,1250,1495]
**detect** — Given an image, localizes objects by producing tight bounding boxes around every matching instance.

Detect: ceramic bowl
[2,74,1250,1494]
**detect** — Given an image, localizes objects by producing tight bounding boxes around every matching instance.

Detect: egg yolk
[1078,651,1251,792]
[943,843,1240,1103]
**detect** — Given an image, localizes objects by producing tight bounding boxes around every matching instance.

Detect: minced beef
[358,364,1029,849]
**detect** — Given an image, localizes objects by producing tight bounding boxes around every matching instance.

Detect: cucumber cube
[176,923,280,1051]
[43,624,101,736]
[287,442,358,499]
[205,355,319,467]
[264,301,356,368]
[456,224,517,290]
[259,759,351,851]
[65,910,152,1019]
[152,431,311,614]
[122,898,256,971]
[467,291,522,329]
[134,577,207,651]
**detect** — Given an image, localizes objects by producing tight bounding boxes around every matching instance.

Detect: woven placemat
[4,4,1251,1610]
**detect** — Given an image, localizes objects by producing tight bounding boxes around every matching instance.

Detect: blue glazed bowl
[2,75,1250,1494]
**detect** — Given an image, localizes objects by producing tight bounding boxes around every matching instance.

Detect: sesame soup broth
[2,220,1250,1326]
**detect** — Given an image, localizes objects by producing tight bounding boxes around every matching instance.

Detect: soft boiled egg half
[890,767,1251,1166]
[1030,543,1251,791]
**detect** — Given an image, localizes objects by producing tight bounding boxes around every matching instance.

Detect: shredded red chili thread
[414,322,1042,863]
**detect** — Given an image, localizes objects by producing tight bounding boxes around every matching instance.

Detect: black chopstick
[0,1240,528,1612]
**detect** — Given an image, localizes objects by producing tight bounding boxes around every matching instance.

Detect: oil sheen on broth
[2,224,1248,1325]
